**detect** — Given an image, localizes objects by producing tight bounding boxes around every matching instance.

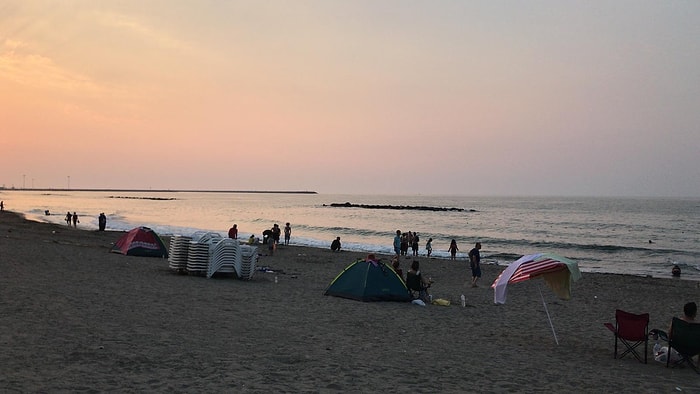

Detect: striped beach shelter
[491,253,582,344]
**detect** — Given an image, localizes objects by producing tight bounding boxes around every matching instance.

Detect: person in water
[672,264,681,277]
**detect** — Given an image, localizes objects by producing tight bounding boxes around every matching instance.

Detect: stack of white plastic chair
[186,241,209,275]
[192,231,223,245]
[186,232,223,275]
[207,238,239,278]
[189,231,208,241]
[237,245,258,280]
[168,235,191,272]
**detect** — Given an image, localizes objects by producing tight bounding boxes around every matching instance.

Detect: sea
[1,190,698,281]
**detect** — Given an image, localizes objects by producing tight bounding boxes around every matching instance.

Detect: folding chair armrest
[650,329,669,342]
[604,322,616,334]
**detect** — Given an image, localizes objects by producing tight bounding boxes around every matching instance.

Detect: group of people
[64,211,79,227]
[226,222,293,252]
[392,230,422,257]
[391,257,431,300]
[388,231,468,262]
[327,230,483,298]
[387,230,483,301]
[392,230,482,286]
[261,223,293,255]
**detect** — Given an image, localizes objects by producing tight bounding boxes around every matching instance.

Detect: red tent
[111,227,169,258]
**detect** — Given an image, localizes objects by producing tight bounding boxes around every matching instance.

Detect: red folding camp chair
[604,309,650,363]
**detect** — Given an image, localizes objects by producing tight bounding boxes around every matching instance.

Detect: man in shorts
[468,242,482,288]
[393,230,402,256]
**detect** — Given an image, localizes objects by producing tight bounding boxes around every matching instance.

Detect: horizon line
[0,188,318,194]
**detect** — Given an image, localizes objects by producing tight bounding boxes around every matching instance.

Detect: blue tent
[324,259,411,302]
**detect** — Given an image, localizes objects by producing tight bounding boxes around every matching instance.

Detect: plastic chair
[666,317,700,373]
[604,309,650,363]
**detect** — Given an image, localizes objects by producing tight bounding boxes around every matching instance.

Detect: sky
[1,1,699,197]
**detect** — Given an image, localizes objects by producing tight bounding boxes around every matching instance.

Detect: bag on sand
[653,343,681,364]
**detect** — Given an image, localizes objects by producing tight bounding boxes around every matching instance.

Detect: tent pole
[539,283,559,345]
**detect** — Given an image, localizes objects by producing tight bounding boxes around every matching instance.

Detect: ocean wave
[525,240,698,257]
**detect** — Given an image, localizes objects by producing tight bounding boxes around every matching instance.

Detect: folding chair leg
[618,338,647,363]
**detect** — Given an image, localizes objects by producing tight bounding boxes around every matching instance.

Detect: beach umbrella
[491,253,582,345]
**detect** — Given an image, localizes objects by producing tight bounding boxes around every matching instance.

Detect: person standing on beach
[400,233,409,256]
[98,213,107,231]
[65,211,72,226]
[284,222,291,245]
[0,200,3,211]
[411,232,420,256]
[393,230,402,256]
[228,224,238,239]
[469,242,482,287]
[448,239,459,260]
[72,212,79,227]
[272,224,281,251]
[268,234,275,255]
[267,225,277,255]
[426,238,433,257]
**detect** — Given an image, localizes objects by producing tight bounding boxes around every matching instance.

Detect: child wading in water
[448,239,458,260]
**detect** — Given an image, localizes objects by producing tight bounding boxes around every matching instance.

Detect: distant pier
[0,188,317,194]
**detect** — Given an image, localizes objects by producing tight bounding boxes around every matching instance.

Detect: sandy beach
[1,210,698,393]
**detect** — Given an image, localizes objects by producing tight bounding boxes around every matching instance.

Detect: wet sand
[1,211,698,393]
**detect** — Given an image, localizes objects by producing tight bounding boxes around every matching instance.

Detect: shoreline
[3,192,697,283]
[22,209,700,283]
[1,210,699,392]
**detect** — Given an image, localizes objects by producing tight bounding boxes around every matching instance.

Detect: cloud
[0,39,103,95]
[0,37,156,127]
[92,10,193,53]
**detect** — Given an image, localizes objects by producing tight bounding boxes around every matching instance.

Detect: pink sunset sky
[1,1,699,196]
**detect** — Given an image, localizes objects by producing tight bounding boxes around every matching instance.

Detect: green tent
[324,259,412,302]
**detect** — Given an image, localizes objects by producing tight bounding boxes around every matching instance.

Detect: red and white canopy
[492,253,582,305]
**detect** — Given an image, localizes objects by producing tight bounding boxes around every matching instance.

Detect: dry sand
[1,211,699,393]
